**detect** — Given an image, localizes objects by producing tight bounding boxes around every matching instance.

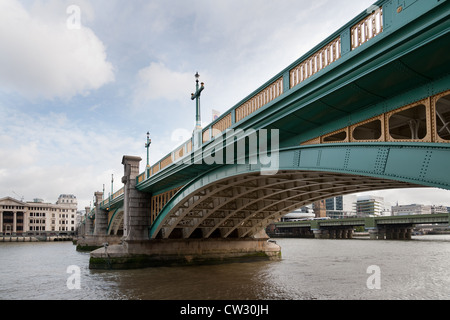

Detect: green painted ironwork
[149,143,450,238]
[106,207,121,235]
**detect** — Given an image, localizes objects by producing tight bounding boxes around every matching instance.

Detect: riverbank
[0,235,73,242]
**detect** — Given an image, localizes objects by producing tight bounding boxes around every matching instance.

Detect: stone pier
[84,206,94,236]
[94,192,108,236]
[89,237,281,269]
[88,155,281,269]
[121,156,151,241]
[75,202,121,251]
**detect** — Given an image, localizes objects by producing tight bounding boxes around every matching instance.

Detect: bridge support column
[94,192,108,236]
[80,206,89,236]
[85,214,93,236]
[396,227,412,240]
[392,228,400,240]
[346,229,354,239]
[122,156,152,241]
[76,206,119,252]
[398,228,406,240]
[313,229,329,239]
[89,238,281,269]
[369,229,379,240]
[385,229,392,240]
[405,228,412,240]
[329,229,336,239]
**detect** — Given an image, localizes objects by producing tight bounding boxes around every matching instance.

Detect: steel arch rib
[149,143,450,239]
[185,174,359,238]
[106,207,123,235]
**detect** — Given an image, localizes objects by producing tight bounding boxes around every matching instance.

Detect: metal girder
[149,143,450,240]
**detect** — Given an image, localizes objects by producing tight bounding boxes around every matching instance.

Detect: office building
[0,194,78,236]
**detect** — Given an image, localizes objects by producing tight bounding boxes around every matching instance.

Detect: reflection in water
[1,236,450,300]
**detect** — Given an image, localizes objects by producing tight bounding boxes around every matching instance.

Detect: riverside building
[0,194,78,236]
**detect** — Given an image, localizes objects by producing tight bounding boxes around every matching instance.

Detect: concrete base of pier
[89,238,282,269]
[75,235,122,251]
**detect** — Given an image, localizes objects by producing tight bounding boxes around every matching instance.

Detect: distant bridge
[271,213,450,240]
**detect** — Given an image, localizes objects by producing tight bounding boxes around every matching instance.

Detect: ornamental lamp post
[145,131,152,179]
[191,72,205,149]
[110,174,114,202]
[145,131,151,168]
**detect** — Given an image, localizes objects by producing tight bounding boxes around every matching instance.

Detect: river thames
[1,236,449,300]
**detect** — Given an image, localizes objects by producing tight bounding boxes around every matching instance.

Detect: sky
[1,0,449,210]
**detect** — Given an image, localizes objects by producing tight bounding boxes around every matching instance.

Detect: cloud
[0,105,143,208]
[133,62,193,105]
[360,189,450,207]
[0,0,114,100]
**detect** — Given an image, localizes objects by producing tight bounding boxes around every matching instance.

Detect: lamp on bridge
[110,174,114,202]
[145,131,151,168]
[191,72,204,150]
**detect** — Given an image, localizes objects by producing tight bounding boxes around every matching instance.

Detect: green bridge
[75,0,450,268]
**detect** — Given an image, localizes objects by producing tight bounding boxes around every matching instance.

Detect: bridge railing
[235,77,284,123]
[290,37,341,89]
[351,6,383,50]
[100,187,124,208]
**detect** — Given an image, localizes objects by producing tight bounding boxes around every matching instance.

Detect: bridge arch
[107,207,124,236]
[149,143,450,239]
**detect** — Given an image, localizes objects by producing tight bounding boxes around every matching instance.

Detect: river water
[1,236,449,300]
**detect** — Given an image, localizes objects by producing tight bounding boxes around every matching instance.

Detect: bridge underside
[149,142,450,240]
[154,170,417,240]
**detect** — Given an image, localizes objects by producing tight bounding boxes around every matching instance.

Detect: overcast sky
[1,0,449,210]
